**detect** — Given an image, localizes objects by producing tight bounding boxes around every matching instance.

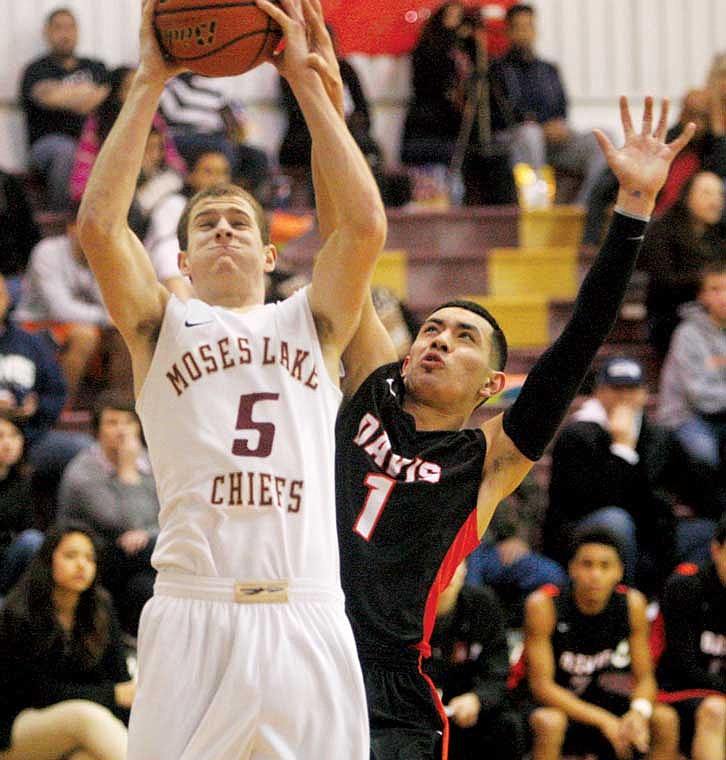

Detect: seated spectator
[0,169,40,305]
[467,475,566,626]
[657,261,726,522]
[655,513,726,760]
[0,417,43,596]
[488,3,609,206]
[639,170,726,358]
[400,2,475,169]
[19,8,109,212]
[14,208,132,405]
[158,72,270,202]
[424,560,526,760]
[144,148,232,299]
[279,25,411,208]
[58,392,159,636]
[0,521,131,760]
[583,89,726,246]
[520,528,679,760]
[70,65,186,213]
[0,273,91,521]
[545,357,680,591]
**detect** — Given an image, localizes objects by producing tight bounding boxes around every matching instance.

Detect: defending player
[77,0,386,758]
[335,97,694,759]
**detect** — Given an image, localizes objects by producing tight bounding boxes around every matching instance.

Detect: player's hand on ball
[139,0,188,83]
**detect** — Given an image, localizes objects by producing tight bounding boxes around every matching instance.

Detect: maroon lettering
[247,471,256,506]
[262,337,276,364]
[291,349,309,380]
[288,480,303,512]
[182,351,202,380]
[304,365,318,389]
[274,476,286,508]
[237,337,252,364]
[218,337,235,369]
[259,473,273,507]
[211,475,224,505]
[279,340,290,371]
[199,344,219,374]
[166,364,188,396]
[229,471,243,505]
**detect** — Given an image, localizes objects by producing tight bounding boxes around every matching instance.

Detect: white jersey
[136,288,342,584]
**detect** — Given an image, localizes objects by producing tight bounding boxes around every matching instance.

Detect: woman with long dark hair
[0,522,132,760]
[640,170,726,358]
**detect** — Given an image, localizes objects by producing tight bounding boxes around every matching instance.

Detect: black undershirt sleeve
[503,212,647,461]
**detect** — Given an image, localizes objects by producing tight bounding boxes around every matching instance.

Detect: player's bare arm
[525,592,618,730]
[77,0,186,393]
[474,97,696,537]
[257,0,387,382]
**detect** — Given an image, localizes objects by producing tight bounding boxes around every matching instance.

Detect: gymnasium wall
[0,0,724,171]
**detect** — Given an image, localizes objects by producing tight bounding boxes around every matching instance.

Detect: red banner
[322,0,517,57]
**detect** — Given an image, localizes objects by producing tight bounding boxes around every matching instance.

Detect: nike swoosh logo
[184,320,213,327]
[626,235,645,241]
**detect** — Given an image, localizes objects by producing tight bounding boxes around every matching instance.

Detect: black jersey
[336,363,487,661]
[656,561,726,695]
[548,583,632,699]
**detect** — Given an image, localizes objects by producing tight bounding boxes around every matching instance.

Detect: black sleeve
[661,574,726,693]
[503,212,647,461]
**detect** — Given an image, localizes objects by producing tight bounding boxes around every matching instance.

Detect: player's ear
[481,371,506,398]
[400,354,411,378]
[263,244,277,273]
[178,250,191,278]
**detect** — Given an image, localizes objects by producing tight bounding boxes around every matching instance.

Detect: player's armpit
[475,413,534,538]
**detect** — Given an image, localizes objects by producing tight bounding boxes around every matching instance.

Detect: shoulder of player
[525,587,558,629]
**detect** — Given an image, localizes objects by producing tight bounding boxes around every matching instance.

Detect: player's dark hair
[177,183,269,250]
[570,527,625,564]
[505,3,535,25]
[46,6,75,26]
[91,390,138,437]
[428,299,508,370]
[714,512,726,545]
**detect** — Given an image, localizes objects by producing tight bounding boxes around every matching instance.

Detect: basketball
[153,0,282,78]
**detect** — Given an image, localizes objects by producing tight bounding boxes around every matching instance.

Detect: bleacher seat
[488,245,578,300]
[519,205,585,247]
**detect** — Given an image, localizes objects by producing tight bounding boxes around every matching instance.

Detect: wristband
[630,698,653,720]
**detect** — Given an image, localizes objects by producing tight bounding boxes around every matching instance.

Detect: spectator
[467,475,566,626]
[158,72,270,202]
[0,169,40,304]
[144,148,232,299]
[400,2,476,169]
[521,527,679,760]
[0,417,43,596]
[70,65,186,211]
[19,7,109,211]
[0,521,131,760]
[488,3,609,205]
[639,170,726,358]
[656,261,726,523]
[706,51,726,136]
[279,25,404,207]
[545,357,680,590]
[14,210,132,405]
[0,273,91,521]
[583,89,726,246]
[423,560,526,760]
[58,392,159,636]
[655,513,726,760]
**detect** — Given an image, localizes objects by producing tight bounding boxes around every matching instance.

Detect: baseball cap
[597,357,644,388]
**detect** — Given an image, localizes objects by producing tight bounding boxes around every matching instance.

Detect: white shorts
[127,573,369,760]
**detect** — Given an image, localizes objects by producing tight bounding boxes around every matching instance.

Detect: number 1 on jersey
[354,473,396,541]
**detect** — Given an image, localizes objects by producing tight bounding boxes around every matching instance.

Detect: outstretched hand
[302,0,345,118]
[594,96,695,214]
[139,0,188,84]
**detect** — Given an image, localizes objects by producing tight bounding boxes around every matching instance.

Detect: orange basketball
[153,0,282,77]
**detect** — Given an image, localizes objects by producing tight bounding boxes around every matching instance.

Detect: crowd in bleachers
[0,3,724,759]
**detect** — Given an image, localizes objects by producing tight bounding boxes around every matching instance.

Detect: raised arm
[474,97,695,536]
[76,0,184,392]
[257,0,387,376]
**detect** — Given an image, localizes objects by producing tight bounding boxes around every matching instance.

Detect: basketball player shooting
[334,97,695,760]
[77,0,386,758]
